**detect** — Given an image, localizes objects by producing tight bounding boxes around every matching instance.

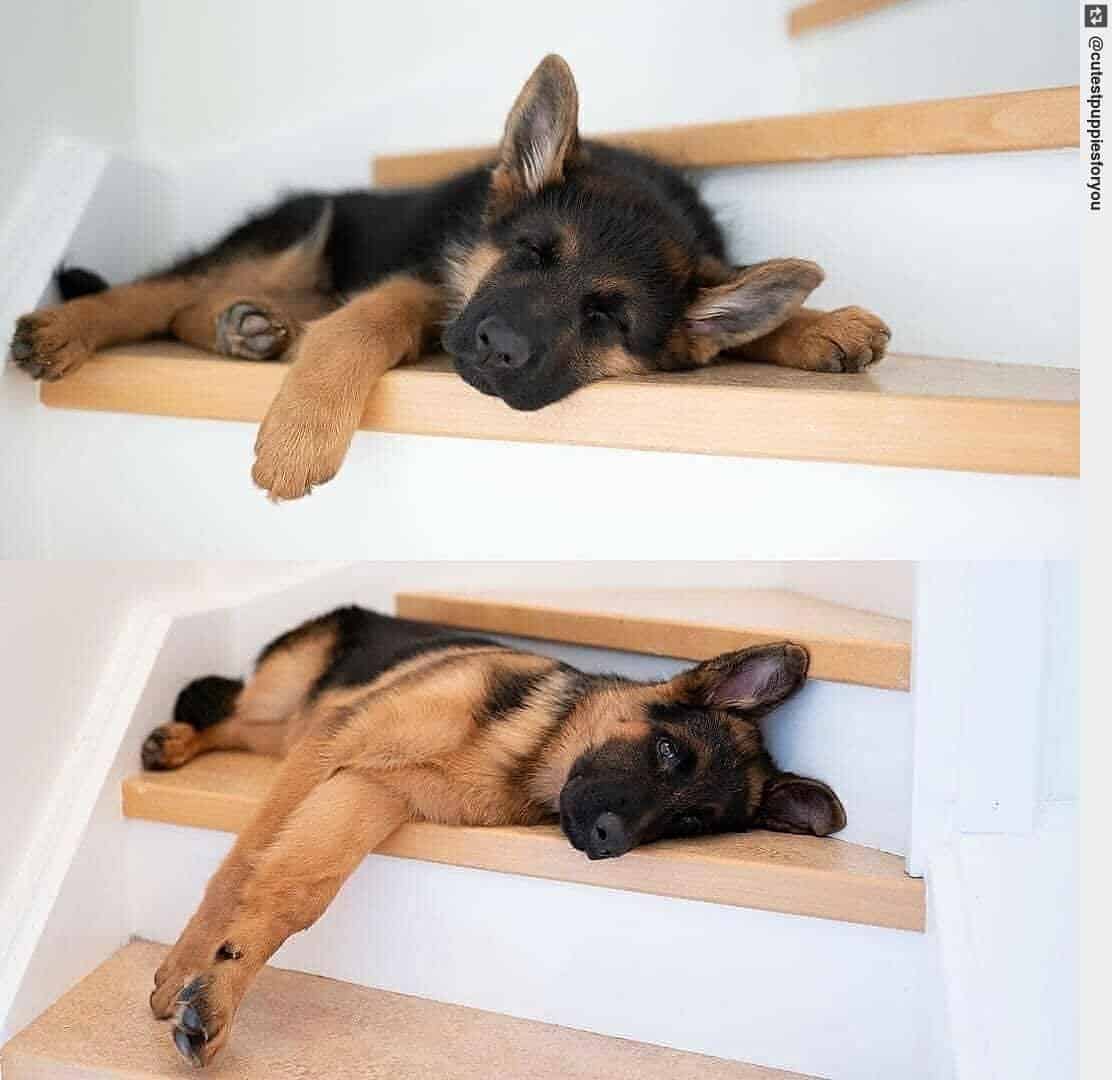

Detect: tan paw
[140,722,198,771]
[797,306,891,373]
[251,396,353,501]
[167,946,254,1068]
[9,310,92,381]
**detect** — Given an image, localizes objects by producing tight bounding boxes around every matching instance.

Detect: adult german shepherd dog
[10,55,889,500]
[142,605,844,1067]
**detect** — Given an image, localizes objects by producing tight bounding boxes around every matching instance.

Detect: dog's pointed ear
[757,774,846,837]
[667,643,810,715]
[490,54,580,213]
[683,258,824,361]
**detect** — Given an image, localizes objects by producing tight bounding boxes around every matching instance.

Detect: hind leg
[169,287,339,362]
[140,611,341,771]
[11,196,335,379]
[11,276,206,381]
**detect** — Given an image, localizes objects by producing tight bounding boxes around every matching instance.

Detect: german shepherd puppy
[11,54,889,500]
[142,605,845,1067]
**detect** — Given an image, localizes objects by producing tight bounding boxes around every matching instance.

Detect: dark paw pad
[141,729,168,770]
[11,318,47,379]
[216,302,289,361]
[172,978,213,1066]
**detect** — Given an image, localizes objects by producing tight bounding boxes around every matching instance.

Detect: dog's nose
[476,316,530,371]
[585,811,632,860]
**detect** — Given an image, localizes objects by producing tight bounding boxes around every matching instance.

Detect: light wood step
[0,940,816,1079]
[788,0,906,37]
[40,343,1079,477]
[121,753,925,931]
[372,86,1079,187]
[395,586,912,691]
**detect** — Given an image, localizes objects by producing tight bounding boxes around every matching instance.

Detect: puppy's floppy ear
[489,54,580,215]
[683,258,824,363]
[668,642,810,716]
[756,773,846,837]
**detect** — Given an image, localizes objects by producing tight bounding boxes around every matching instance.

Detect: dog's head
[557,643,845,859]
[441,55,823,410]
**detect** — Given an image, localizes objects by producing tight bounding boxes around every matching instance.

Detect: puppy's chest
[392,752,552,828]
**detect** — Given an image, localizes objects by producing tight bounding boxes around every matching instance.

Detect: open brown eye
[656,737,680,765]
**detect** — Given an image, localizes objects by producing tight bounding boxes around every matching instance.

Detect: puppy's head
[441,55,823,410]
[557,643,845,859]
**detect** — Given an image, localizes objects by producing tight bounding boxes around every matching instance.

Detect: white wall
[793,0,1073,113]
[0,1,137,231]
[138,0,802,248]
[0,562,200,893]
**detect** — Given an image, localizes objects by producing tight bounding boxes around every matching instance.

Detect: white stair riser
[25,413,1079,561]
[701,149,1076,369]
[127,820,929,1080]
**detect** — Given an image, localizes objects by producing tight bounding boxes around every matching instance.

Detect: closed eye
[582,293,628,334]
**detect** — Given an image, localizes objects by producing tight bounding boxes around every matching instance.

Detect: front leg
[737,306,891,373]
[168,771,407,1067]
[149,729,338,1019]
[251,274,443,500]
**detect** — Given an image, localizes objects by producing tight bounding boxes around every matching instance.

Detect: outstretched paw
[801,306,891,373]
[141,722,199,771]
[171,975,232,1068]
[9,310,91,381]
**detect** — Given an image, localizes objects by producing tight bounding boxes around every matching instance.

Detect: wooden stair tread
[40,343,1080,477]
[0,941,815,1079]
[372,86,1079,187]
[395,586,912,690]
[788,0,907,37]
[122,753,925,932]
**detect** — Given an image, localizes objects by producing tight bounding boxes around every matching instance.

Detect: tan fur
[736,305,892,373]
[441,240,503,317]
[148,631,818,1067]
[14,278,204,379]
[591,344,650,378]
[12,216,335,378]
[251,274,444,500]
[525,681,655,807]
